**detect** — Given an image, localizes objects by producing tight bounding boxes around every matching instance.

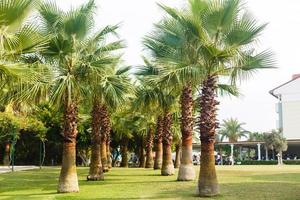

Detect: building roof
[269,75,300,99]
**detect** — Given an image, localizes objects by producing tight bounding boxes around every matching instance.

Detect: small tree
[264,130,287,164]
[0,113,20,167]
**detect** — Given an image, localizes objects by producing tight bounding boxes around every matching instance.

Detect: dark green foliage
[239,160,300,165]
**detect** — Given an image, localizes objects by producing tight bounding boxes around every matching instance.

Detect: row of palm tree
[1,0,274,197]
[141,0,273,196]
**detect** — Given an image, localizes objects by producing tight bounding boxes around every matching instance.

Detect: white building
[270,74,300,157]
[270,74,300,140]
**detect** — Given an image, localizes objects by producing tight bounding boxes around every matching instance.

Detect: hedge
[239,160,300,165]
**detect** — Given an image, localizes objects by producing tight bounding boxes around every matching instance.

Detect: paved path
[0,166,38,174]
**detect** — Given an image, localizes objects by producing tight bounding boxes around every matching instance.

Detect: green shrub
[239,160,300,165]
[240,160,277,165]
[283,160,300,165]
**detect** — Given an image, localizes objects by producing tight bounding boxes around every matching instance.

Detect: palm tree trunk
[106,136,112,169]
[120,137,128,167]
[139,138,146,168]
[3,142,10,166]
[57,101,79,193]
[178,84,195,181]
[161,112,174,176]
[100,138,108,172]
[100,105,111,172]
[154,116,163,170]
[87,99,104,181]
[145,128,154,168]
[174,141,181,168]
[197,76,219,197]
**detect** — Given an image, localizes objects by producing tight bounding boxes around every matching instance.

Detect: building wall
[282,100,300,139]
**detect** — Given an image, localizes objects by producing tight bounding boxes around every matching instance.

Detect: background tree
[265,130,287,165]
[219,118,248,143]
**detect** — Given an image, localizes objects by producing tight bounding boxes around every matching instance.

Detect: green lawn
[0,165,300,200]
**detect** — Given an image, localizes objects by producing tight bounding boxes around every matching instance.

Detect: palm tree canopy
[36,0,126,108]
[145,0,274,90]
[0,0,50,107]
[218,118,248,142]
[264,129,288,152]
[247,132,264,141]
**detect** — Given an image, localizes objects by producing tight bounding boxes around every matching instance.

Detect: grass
[0,165,300,200]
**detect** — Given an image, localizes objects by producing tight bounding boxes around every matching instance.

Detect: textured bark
[87,99,104,181]
[178,84,195,181]
[100,139,108,172]
[100,105,111,172]
[3,143,10,166]
[154,116,163,170]
[57,101,79,193]
[106,138,112,169]
[145,128,154,168]
[174,141,181,168]
[197,76,219,197]
[120,137,128,167]
[161,112,174,176]
[139,139,146,168]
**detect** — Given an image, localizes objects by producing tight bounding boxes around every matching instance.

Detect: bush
[240,160,277,165]
[239,160,300,165]
[283,160,300,165]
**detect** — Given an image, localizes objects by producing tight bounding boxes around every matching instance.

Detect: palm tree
[135,62,179,175]
[219,118,248,143]
[153,115,164,169]
[265,130,287,165]
[247,132,263,142]
[145,126,155,168]
[88,66,131,179]
[133,85,160,169]
[112,110,134,168]
[172,112,182,169]
[135,60,165,170]
[144,16,199,181]
[144,5,240,181]
[37,0,122,192]
[95,66,131,173]
[154,0,274,196]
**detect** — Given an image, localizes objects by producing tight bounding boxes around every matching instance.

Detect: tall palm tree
[172,112,182,169]
[45,20,126,180]
[135,59,164,170]
[144,16,199,181]
[135,62,179,175]
[87,65,131,179]
[37,0,121,192]
[144,7,239,181]
[98,66,132,172]
[219,118,248,143]
[150,0,274,196]
[153,115,164,169]
[133,85,160,168]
